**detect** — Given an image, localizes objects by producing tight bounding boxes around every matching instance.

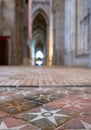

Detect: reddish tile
[0,117,38,130]
[47,96,91,113]
[0,111,7,118]
[84,108,91,117]
[57,115,91,130]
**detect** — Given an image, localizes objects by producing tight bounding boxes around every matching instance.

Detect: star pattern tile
[79,93,91,99]
[0,86,90,130]
[26,108,67,125]
[14,90,32,97]
[62,100,87,109]
[25,92,65,105]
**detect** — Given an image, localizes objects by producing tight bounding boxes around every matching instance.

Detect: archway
[31,12,48,66]
[35,41,44,66]
[0,39,8,65]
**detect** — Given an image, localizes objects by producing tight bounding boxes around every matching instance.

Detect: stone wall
[0,0,15,33]
[0,0,27,65]
[0,0,16,64]
[53,0,91,67]
[15,0,25,65]
[74,0,89,67]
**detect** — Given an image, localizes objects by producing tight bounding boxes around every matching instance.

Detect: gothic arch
[32,7,49,25]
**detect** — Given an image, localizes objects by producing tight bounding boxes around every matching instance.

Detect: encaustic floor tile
[15,106,75,130]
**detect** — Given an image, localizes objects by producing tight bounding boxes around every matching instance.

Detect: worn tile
[84,108,91,117]
[0,99,42,115]
[48,96,91,113]
[25,92,65,106]
[15,106,75,130]
[0,117,39,130]
[57,115,91,130]
[0,111,8,118]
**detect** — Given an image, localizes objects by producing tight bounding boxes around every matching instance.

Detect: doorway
[0,39,8,65]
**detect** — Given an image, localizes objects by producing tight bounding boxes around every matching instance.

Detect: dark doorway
[0,39,8,65]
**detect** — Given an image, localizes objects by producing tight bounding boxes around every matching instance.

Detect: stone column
[47,0,54,66]
[46,23,49,65]
[64,0,72,66]
[28,0,32,66]
[88,0,91,68]
[64,0,76,66]
[70,0,76,65]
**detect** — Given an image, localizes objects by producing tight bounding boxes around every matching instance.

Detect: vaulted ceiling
[33,13,46,35]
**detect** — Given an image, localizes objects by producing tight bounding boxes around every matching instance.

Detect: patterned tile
[48,96,91,113]
[16,107,75,130]
[0,117,38,130]
[57,115,91,130]
[0,83,91,130]
[25,91,68,106]
[0,99,42,115]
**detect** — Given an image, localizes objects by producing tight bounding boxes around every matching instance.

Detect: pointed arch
[32,7,49,25]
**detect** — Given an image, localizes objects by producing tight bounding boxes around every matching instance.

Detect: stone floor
[0,66,91,86]
[0,66,91,130]
[0,86,91,130]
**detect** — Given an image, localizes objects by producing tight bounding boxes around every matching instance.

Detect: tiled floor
[0,66,91,130]
[0,66,91,86]
[0,86,91,130]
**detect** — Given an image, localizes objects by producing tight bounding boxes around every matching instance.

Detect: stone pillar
[70,0,76,65]
[46,23,49,65]
[65,0,71,66]
[64,0,76,66]
[88,0,91,68]
[53,0,65,66]
[47,0,53,66]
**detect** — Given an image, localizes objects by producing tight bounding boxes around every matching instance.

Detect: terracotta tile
[0,111,7,118]
[84,108,91,117]
[0,117,38,130]
[48,96,91,113]
[57,115,91,130]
